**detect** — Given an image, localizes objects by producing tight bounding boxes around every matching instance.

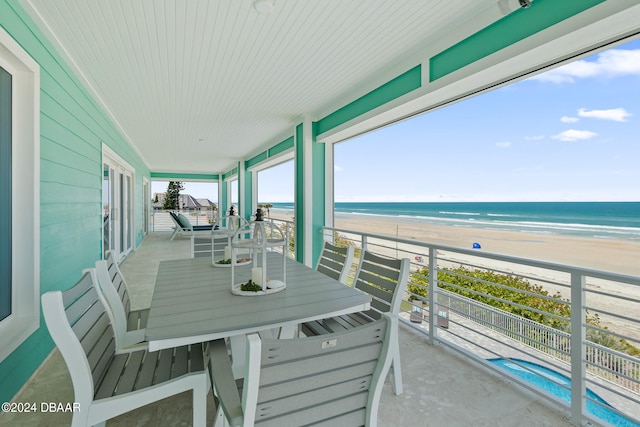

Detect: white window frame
[102,144,136,263]
[248,151,295,217]
[0,26,40,362]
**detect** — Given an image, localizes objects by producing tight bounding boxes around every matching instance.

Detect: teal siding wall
[0,0,149,403]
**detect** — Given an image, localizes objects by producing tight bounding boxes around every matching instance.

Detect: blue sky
[157,38,640,203]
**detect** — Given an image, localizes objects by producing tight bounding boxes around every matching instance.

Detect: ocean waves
[270,201,640,241]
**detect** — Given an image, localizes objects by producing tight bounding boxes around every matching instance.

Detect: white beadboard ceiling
[23,0,497,174]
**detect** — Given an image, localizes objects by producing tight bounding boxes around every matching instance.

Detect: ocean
[268,201,640,242]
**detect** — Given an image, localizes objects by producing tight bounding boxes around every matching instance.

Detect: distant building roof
[152,193,217,210]
[196,198,216,208]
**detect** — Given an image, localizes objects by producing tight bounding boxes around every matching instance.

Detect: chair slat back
[169,211,181,227]
[354,251,409,315]
[105,250,131,314]
[315,241,354,284]
[246,316,393,426]
[45,269,116,397]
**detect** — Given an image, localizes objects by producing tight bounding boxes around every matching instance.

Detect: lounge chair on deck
[169,211,213,240]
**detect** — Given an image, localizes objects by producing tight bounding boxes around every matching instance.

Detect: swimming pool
[488,358,639,427]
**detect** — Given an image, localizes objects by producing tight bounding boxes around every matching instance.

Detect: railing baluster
[428,247,438,345]
[570,272,586,424]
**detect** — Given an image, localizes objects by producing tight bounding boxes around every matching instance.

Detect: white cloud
[561,116,579,123]
[551,129,597,142]
[577,107,632,122]
[334,165,343,172]
[525,135,544,140]
[530,48,640,83]
[496,141,511,148]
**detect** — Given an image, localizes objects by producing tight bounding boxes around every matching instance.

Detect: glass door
[103,149,134,262]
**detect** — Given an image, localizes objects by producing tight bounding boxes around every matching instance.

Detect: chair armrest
[209,339,243,426]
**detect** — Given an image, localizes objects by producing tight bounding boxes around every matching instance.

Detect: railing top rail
[323,226,640,286]
[265,216,295,226]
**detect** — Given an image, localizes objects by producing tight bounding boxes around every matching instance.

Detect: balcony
[4,225,639,426]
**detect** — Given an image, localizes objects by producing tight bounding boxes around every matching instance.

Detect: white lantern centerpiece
[230,208,287,295]
[211,207,251,267]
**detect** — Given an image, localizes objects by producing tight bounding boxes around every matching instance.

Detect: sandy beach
[271,209,640,340]
[333,213,640,276]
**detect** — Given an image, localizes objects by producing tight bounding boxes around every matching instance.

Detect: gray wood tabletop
[145,253,371,351]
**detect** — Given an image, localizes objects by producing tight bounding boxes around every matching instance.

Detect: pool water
[488,358,639,427]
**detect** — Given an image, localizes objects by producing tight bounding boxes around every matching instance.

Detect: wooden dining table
[145,252,371,375]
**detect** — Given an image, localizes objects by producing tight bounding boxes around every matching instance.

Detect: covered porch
[1,0,640,426]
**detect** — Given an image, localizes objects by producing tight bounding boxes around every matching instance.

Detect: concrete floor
[1,232,575,426]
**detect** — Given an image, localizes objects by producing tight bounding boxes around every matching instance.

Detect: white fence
[433,289,640,394]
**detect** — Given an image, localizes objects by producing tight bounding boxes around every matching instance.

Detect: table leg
[279,324,298,339]
[229,335,246,379]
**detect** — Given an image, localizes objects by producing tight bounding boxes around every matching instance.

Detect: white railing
[323,226,640,426]
[431,289,640,394]
[264,217,295,258]
[151,209,217,231]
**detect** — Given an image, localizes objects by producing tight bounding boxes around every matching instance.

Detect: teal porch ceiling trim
[223,167,238,180]
[150,172,219,180]
[429,0,606,82]
[246,136,295,170]
[316,65,422,135]
[269,136,294,158]
[246,151,268,169]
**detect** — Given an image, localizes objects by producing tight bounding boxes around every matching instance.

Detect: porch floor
[1,232,574,426]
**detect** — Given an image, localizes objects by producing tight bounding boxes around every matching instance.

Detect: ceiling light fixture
[253,0,274,14]
[497,0,534,15]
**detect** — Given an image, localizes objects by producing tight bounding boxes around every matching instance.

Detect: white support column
[251,169,258,216]
[324,141,334,231]
[302,117,313,266]
[238,161,245,219]
[217,176,223,218]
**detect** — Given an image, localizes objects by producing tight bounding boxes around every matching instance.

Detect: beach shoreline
[271,208,640,276]
[270,208,640,339]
